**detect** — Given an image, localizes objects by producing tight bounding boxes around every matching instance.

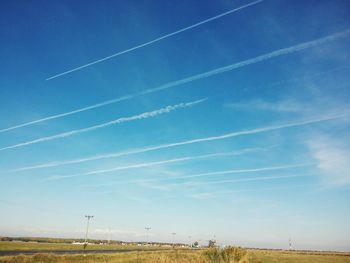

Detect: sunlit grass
[248,249,350,263]
[0,241,170,251]
[1,242,350,263]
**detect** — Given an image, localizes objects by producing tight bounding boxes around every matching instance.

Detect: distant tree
[193,241,199,247]
[208,239,216,248]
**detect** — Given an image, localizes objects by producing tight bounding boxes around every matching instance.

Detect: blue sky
[1,0,350,251]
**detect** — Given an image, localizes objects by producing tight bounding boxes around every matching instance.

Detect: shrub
[203,246,248,263]
[204,248,223,263]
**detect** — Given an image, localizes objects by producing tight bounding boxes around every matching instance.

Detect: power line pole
[84,215,94,247]
[188,236,192,248]
[145,227,151,245]
[289,237,292,250]
[172,232,176,248]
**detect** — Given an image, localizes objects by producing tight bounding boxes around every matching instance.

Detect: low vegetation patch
[203,247,248,263]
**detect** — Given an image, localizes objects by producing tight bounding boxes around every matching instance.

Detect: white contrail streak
[48,148,265,180]
[189,184,309,199]
[184,174,308,186]
[0,94,135,133]
[177,163,313,181]
[1,112,348,173]
[0,99,205,152]
[46,0,264,80]
[80,163,312,187]
[2,28,348,134]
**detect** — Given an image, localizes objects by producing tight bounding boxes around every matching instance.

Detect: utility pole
[188,236,192,248]
[84,215,94,248]
[172,232,176,248]
[145,227,151,245]
[289,237,292,250]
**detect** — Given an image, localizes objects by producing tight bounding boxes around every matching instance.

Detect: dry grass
[0,241,167,251]
[248,249,350,263]
[203,247,249,263]
[0,250,205,263]
[0,247,250,263]
[1,246,350,263]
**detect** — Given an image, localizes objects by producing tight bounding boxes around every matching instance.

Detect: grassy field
[0,241,169,251]
[1,250,204,263]
[1,242,350,262]
[248,249,350,263]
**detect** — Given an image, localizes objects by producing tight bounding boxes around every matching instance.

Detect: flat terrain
[0,241,169,251]
[1,241,350,262]
[248,249,350,263]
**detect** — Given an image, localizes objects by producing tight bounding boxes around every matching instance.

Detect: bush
[203,246,248,263]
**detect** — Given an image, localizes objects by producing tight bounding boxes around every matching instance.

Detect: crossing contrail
[48,148,266,180]
[0,99,205,152]
[1,112,347,173]
[2,29,349,134]
[46,0,264,80]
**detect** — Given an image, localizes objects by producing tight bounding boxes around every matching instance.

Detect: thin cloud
[0,99,205,152]
[227,99,304,113]
[2,29,349,134]
[48,147,265,180]
[81,163,312,188]
[184,174,309,186]
[307,134,350,187]
[189,184,308,200]
[177,163,314,181]
[2,112,348,173]
[226,97,350,116]
[46,0,264,80]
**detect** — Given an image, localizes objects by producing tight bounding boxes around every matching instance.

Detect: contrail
[1,112,348,173]
[46,0,264,80]
[80,163,312,187]
[2,29,349,134]
[0,99,205,152]
[189,184,309,199]
[48,147,266,180]
[184,174,308,186]
[0,94,136,133]
[176,164,313,181]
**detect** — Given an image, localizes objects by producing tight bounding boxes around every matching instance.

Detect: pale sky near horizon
[1,0,350,251]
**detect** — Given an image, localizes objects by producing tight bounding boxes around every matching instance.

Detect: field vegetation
[0,241,169,251]
[1,241,350,263]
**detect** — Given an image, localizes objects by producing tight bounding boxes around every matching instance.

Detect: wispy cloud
[136,181,171,191]
[185,174,310,187]
[189,185,308,200]
[226,99,305,113]
[2,29,348,134]
[2,112,348,173]
[80,163,312,188]
[48,147,265,180]
[177,163,313,181]
[46,0,264,80]
[0,99,205,152]
[226,97,350,116]
[307,134,350,187]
